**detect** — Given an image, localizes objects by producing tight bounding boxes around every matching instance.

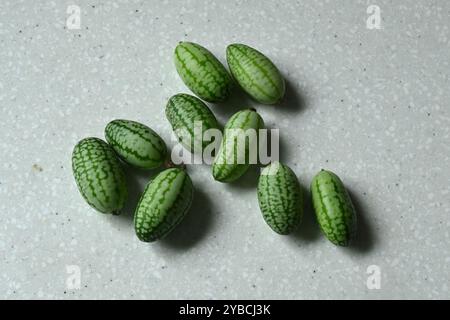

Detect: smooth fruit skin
[226,43,285,104]
[212,109,264,183]
[257,162,304,235]
[311,170,357,246]
[166,93,220,154]
[72,137,127,214]
[105,119,167,170]
[134,168,193,242]
[174,42,233,102]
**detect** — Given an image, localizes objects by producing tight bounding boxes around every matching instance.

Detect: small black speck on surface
[313,270,316,273]
[260,267,264,271]
[19,30,22,33]
[135,9,139,13]
[427,112,431,116]
[334,34,338,38]
[252,284,256,288]
[91,5,95,8]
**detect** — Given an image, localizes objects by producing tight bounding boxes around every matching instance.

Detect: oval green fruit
[212,109,264,183]
[105,119,167,170]
[311,170,357,246]
[174,41,233,102]
[226,43,285,104]
[72,137,127,214]
[166,93,220,154]
[134,168,193,242]
[257,162,304,235]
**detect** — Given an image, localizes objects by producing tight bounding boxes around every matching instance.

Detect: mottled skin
[174,42,233,102]
[212,109,264,182]
[226,43,285,104]
[105,119,167,170]
[72,137,127,214]
[311,170,357,246]
[134,168,193,242]
[166,93,220,154]
[257,162,304,235]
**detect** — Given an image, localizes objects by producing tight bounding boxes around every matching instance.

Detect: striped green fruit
[226,43,285,104]
[174,41,233,102]
[134,168,193,242]
[257,162,304,235]
[166,93,220,154]
[311,170,357,246]
[72,137,127,214]
[212,109,264,183]
[105,119,167,170]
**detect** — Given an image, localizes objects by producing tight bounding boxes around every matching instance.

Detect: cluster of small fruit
[72,42,356,246]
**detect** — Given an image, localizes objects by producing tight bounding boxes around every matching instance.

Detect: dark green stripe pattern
[311,170,357,246]
[166,93,220,154]
[72,137,127,214]
[134,168,193,242]
[174,42,233,102]
[105,119,167,170]
[257,162,304,235]
[212,109,264,183]
[226,43,285,104]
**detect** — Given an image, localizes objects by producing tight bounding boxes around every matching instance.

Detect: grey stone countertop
[0,0,449,299]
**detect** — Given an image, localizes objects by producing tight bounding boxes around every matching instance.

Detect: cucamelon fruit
[226,43,285,104]
[212,109,264,183]
[105,119,167,170]
[257,162,304,235]
[166,93,220,154]
[72,137,127,214]
[174,41,233,102]
[311,170,357,246]
[134,168,193,242]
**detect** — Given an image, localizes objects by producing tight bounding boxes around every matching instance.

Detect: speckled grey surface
[1,0,449,300]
